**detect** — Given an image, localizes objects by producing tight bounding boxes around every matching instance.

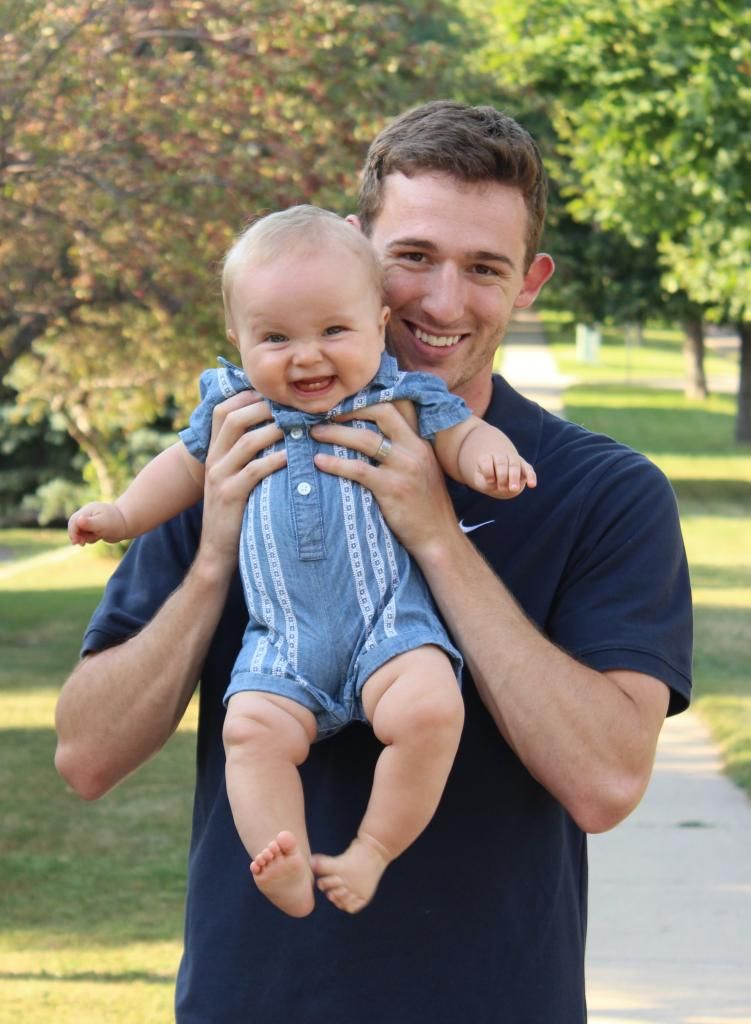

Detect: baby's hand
[68,503,128,545]
[474,454,537,499]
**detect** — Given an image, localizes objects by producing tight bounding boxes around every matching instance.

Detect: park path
[501,312,751,1024]
[0,543,76,581]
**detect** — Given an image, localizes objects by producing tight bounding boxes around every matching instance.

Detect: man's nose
[420,263,465,324]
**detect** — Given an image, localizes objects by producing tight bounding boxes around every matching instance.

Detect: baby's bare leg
[223,691,317,917]
[311,646,464,913]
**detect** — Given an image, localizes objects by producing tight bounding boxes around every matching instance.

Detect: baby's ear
[227,329,239,350]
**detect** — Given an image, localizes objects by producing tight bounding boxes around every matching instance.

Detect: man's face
[364,172,553,414]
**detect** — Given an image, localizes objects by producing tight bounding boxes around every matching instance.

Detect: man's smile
[413,326,464,348]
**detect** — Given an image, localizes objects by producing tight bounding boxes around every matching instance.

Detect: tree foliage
[1,0,484,499]
[472,0,751,436]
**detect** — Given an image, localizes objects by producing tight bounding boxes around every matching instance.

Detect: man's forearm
[415,529,669,833]
[307,405,670,831]
[56,392,288,800]
[54,553,233,800]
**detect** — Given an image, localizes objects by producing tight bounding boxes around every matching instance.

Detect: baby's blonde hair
[222,205,384,327]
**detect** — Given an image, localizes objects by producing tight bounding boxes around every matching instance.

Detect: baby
[69,206,536,917]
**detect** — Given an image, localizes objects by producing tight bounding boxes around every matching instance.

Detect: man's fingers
[313,448,375,485]
[208,392,274,457]
[318,401,418,445]
[243,447,288,485]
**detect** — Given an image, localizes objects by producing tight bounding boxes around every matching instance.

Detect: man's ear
[227,328,240,350]
[514,253,555,309]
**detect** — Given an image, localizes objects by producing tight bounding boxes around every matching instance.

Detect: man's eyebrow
[384,236,437,254]
[471,250,516,271]
[386,237,516,271]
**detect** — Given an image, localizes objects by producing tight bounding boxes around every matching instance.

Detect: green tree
[473,0,751,437]
[1,0,485,500]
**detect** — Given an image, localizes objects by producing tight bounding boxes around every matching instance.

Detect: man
[55,101,692,1023]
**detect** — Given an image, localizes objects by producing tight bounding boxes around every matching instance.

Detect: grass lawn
[0,538,197,1022]
[545,319,751,794]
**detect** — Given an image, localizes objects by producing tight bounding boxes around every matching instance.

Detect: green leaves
[491,0,751,319]
[2,0,483,498]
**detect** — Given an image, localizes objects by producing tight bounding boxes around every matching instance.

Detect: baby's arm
[68,442,205,545]
[433,416,537,499]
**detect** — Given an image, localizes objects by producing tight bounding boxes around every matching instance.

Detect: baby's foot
[310,833,391,914]
[250,830,314,917]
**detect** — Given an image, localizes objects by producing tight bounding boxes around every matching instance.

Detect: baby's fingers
[477,453,505,487]
[474,454,537,499]
[506,458,522,493]
[520,459,537,489]
[68,507,94,545]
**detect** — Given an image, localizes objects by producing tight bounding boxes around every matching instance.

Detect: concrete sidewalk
[586,713,751,1024]
[500,310,568,414]
[501,313,751,1024]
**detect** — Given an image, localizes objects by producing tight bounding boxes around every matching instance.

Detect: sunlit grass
[0,538,196,1022]
[0,527,71,563]
[541,315,739,388]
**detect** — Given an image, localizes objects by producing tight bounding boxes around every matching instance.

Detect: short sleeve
[547,454,692,714]
[178,361,251,463]
[392,371,472,440]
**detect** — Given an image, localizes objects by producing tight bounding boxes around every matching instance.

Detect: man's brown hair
[358,100,547,270]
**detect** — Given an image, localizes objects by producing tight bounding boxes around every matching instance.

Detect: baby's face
[228,245,388,413]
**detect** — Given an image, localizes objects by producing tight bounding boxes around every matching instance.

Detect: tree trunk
[681,317,708,399]
[735,321,751,444]
[57,405,117,502]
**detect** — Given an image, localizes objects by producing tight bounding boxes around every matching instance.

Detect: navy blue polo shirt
[82,374,692,1023]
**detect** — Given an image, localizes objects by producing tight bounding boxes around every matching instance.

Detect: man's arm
[417,526,669,833]
[311,405,670,834]
[54,392,287,799]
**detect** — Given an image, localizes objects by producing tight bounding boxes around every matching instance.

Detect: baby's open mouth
[294,377,335,393]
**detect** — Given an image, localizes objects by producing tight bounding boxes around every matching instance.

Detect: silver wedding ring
[373,435,393,463]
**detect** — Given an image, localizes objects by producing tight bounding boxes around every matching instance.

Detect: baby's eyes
[265,333,288,344]
[323,325,347,336]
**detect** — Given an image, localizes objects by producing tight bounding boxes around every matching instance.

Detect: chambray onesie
[179,353,468,738]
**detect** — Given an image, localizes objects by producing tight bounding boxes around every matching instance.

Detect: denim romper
[179,353,467,738]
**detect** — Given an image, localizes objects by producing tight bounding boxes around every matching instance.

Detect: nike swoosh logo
[458,518,495,534]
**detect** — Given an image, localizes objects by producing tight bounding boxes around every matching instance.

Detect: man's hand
[55,389,286,801]
[311,403,456,559]
[311,401,670,833]
[197,390,286,575]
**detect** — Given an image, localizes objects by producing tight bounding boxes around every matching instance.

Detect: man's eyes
[394,253,503,277]
[389,250,427,264]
